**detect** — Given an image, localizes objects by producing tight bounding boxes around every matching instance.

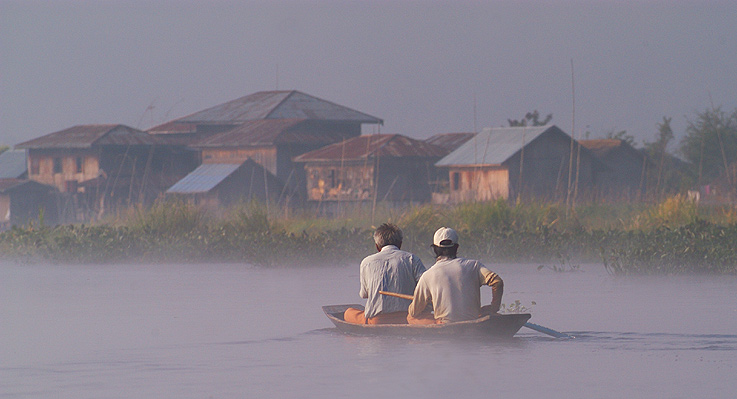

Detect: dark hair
[432,244,458,259]
[374,223,403,248]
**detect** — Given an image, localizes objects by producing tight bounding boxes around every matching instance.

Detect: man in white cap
[344,223,426,324]
[407,227,504,324]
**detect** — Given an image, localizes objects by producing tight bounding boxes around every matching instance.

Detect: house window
[452,172,460,191]
[30,158,40,175]
[53,157,63,174]
[76,157,84,173]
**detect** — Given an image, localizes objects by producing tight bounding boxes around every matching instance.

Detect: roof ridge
[262,90,298,119]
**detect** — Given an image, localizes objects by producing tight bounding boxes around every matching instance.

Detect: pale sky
[2,0,735,148]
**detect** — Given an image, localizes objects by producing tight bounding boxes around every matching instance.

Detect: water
[2,261,736,398]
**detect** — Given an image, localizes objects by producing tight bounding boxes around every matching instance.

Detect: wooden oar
[379,290,413,300]
[379,290,573,339]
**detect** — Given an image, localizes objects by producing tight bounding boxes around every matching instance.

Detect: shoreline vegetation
[1,197,735,275]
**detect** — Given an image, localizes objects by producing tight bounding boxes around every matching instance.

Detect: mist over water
[2,261,735,398]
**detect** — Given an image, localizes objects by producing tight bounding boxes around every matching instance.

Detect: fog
[2,261,736,398]
[2,1,736,147]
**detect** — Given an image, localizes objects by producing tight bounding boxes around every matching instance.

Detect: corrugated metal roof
[0,150,27,179]
[436,125,560,167]
[425,132,476,154]
[293,134,446,162]
[16,125,158,149]
[176,90,383,124]
[165,163,241,194]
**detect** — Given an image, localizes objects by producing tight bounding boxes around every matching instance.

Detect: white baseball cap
[433,227,459,247]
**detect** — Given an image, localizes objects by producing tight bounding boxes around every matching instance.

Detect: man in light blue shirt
[344,223,426,324]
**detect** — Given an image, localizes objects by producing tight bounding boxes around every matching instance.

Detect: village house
[293,134,446,208]
[579,139,650,201]
[16,124,196,219]
[151,90,383,203]
[435,125,604,203]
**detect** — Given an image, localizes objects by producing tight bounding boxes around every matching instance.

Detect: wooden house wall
[376,159,435,202]
[505,133,596,201]
[27,149,100,192]
[303,158,436,203]
[594,149,646,199]
[448,166,510,202]
[305,162,374,201]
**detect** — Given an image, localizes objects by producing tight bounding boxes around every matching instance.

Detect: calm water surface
[2,260,735,398]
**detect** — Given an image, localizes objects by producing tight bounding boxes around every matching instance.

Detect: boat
[322,304,531,338]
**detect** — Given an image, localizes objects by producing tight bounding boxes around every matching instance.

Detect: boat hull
[323,304,531,338]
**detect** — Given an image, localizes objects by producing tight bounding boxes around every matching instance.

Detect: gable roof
[293,134,446,162]
[0,150,27,179]
[174,90,383,125]
[436,125,563,167]
[16,125,158,149]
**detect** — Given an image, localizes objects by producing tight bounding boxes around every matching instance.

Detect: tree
[508,110,553,127]
[680,107,737,187]
[605,129,636,147]
[641,117,692,198]
[0,145,8,155]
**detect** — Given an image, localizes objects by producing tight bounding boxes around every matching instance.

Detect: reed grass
[0,197,735,274]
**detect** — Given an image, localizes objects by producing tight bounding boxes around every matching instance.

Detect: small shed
[435,125,603,203]
[165,159,284,210]
[0,179,58,228]
[293,134,446,203]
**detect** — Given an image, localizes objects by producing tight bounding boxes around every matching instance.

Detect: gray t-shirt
[359,245,426,319]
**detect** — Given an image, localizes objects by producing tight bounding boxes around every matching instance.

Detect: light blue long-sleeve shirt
[359,245,426,319]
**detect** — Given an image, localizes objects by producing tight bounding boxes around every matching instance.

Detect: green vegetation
[1,198,735,274]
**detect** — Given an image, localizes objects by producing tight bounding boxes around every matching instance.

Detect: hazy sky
[2,1,735,148]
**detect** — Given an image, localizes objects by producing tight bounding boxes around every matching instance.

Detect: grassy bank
[1,197,736,274]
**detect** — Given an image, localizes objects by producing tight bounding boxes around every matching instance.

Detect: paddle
[379,290,573,339]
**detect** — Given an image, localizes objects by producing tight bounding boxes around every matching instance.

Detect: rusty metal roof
[0,150,27,179]
[293,134,446,162]
[193,119,352,147]
[175,90,383,124]
[436,125,562,166]
[16,125,159,149]
[425,132,476,154]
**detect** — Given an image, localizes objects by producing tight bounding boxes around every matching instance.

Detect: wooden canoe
[322,304,531,338]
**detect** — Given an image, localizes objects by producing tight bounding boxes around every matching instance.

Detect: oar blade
[524,322,574,339]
